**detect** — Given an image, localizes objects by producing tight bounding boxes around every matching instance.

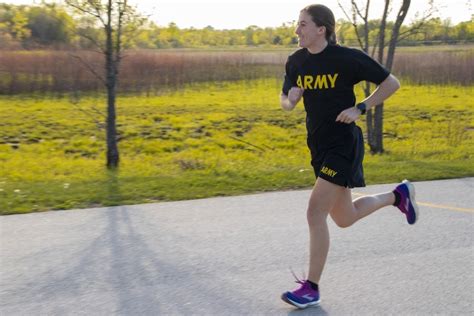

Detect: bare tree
[65,0,144,168]
[338,0,434,153]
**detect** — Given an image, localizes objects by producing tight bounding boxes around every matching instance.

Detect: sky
[4,0,473,29]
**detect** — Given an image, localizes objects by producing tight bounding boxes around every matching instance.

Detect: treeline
[1,3,473,49]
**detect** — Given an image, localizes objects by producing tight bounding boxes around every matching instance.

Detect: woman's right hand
[288,87,304,106]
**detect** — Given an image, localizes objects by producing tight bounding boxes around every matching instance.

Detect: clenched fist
[288,87,304,106]
[336,107,361,124]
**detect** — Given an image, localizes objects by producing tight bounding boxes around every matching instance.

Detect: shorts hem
[317,173,348,188]
[316,173,366,188]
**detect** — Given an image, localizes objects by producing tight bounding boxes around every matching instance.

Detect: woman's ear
[318,25,326,35]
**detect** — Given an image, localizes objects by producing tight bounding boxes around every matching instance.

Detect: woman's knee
[306,178,348,227]
[306,205,328,227]
[332,216,353,228]
[330,209,355,228]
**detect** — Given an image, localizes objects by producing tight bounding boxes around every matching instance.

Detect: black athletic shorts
[307,125,366,188]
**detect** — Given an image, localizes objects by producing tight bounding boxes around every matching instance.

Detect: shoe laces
[290,266,306,285]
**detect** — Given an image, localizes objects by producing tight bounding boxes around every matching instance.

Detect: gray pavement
[1,178,473,315]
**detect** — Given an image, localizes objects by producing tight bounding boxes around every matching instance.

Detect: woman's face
[295,11,326,49]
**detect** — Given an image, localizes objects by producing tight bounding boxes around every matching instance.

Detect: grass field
[0,79,473,214]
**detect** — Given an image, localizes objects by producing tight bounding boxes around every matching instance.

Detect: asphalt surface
[1,178,473,315]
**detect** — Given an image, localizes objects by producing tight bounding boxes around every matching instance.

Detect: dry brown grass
[394,50,473,85]
[0,47,472,95]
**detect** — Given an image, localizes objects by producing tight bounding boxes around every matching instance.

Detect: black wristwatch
[356,102,367,115]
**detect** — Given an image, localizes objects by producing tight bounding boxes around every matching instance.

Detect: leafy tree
[11,9,30,40]
[454,19,474,41]
[0,4,31,45]
[26,3,75,45]
[245,25,258,46]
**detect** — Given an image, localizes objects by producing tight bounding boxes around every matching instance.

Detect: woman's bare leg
[306,177,347,283]
[329,189,396,228]
[307,178,397,283]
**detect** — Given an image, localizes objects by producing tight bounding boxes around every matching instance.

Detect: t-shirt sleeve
[282,57,297,95]
[352,49,390,85]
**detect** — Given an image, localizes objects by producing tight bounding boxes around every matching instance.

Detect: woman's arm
[336,74,400,124]
[360,74,400,110]
[281,87,304,111]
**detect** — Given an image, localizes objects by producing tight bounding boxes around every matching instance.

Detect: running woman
[280,4,419,309]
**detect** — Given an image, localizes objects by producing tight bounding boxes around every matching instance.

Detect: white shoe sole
[403,179,419,225]
[283,295,321,309]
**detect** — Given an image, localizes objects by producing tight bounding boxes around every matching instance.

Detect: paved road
[1,178,473,315]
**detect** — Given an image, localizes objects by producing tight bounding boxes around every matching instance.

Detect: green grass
[0,79,473,214]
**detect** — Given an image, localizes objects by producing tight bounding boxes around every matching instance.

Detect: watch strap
[356,102,367,115]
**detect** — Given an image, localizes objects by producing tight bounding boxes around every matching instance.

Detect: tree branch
[338,1,364,49]
[65,1,100,19]
[89,0,107,27]
[386,0,411,70]
[77,30,106,53]
[371,35,378,57]
[364,0,370,20]
[377,0,390,64]
[66,0,107,28]
[351,0,366,21]
[69,53,106,85]
[90,104,107,119]
[114,0,125,66]
[396,6,435,42]
[69,97,106,129]
[338,1,353,22]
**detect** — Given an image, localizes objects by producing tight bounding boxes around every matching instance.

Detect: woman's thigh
[308,177,348,214]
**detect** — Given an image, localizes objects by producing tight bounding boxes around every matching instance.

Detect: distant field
[1,45,472,95]
[396,44,474,52]
[0,79,473,214]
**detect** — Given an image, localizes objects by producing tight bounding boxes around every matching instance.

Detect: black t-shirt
[282,44,390,149]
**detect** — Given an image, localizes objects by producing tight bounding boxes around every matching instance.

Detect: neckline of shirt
[306,43,334,57]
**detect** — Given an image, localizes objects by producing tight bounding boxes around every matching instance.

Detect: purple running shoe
[394,179,419,225]
[281,280,320,309]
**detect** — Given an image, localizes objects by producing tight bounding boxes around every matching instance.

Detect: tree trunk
[369,0,410,153]
[364,81,375,149]
[106,75,119,168]
[377,0,390,64]
[368,0,390,153]
[64,0,139,169]
[105,1,119,169]
[353,0,376,151]
[373,103,384,153]
[386,0,411,71]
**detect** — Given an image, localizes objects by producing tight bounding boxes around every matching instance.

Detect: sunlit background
[3,0,473,29]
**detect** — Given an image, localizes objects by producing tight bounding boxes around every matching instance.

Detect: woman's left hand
[335,107,361,124]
